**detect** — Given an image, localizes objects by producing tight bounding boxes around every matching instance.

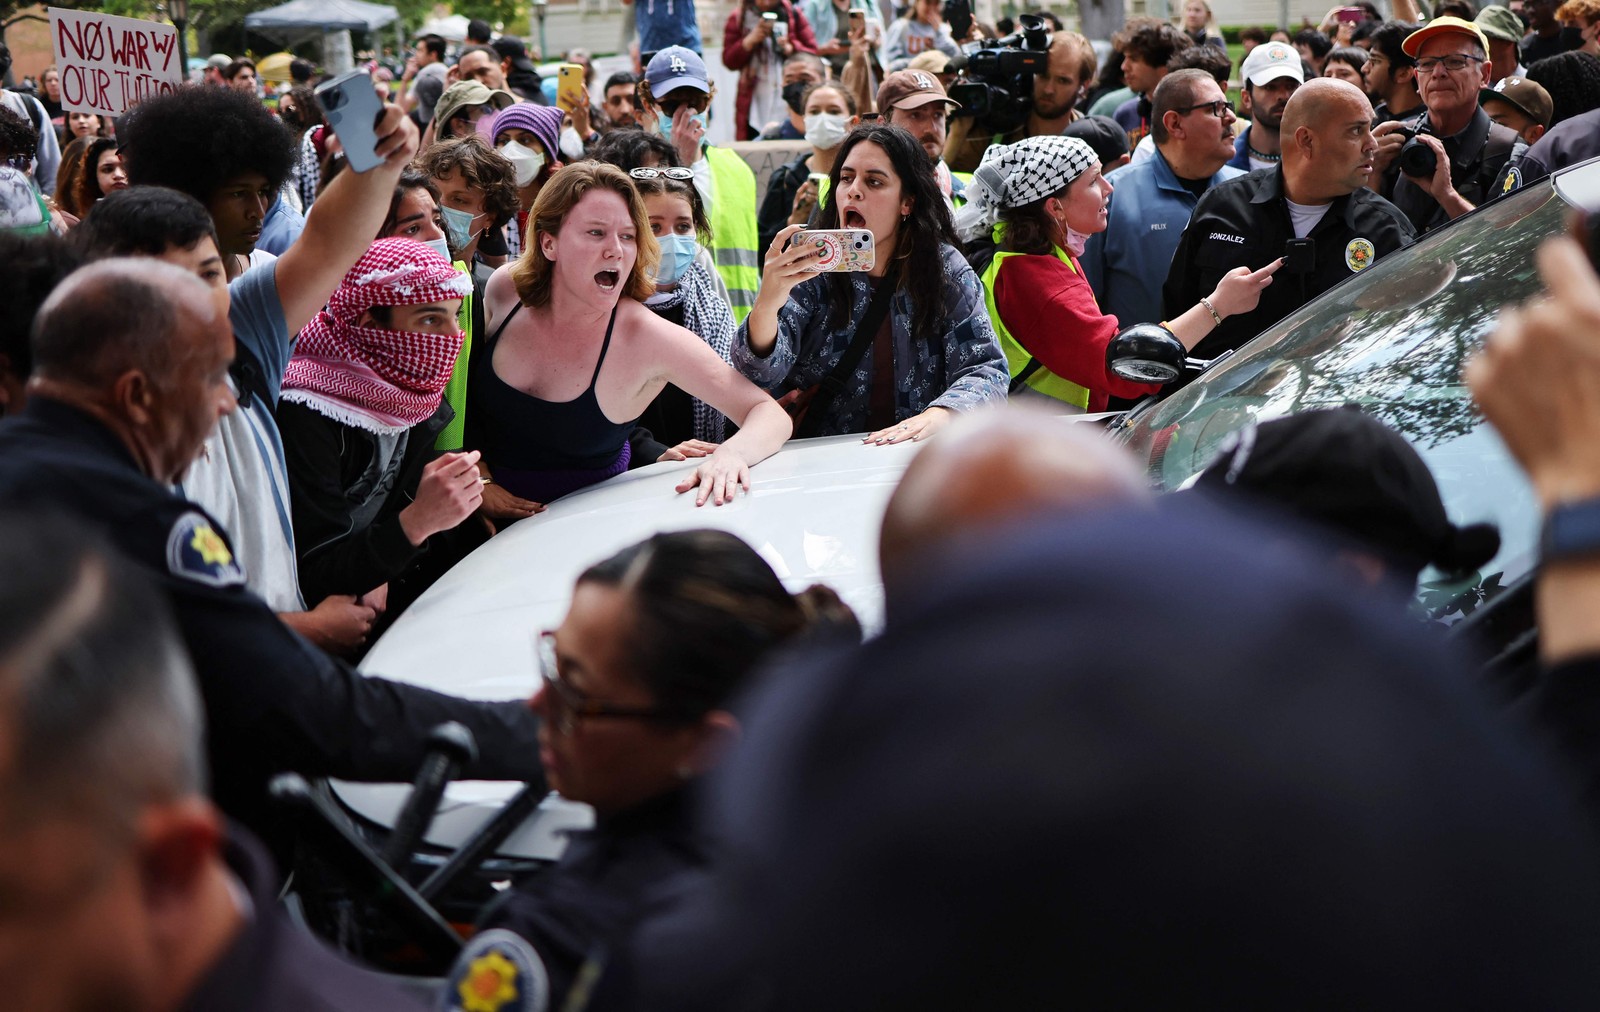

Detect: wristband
[1199,296,1222,327]
[1542,498,1600,565]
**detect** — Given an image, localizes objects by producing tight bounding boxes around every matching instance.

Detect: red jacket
[993,251,1161,412]
[722,0,819,141]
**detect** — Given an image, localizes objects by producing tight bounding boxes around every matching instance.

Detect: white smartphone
[315,69,386,173]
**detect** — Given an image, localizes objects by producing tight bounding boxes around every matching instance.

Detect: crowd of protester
[3,0,1600,1007]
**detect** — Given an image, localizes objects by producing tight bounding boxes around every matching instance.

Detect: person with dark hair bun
[741,123,1007,443]
[441,528,856,1012]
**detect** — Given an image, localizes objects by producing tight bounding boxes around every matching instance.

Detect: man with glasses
[1164,79,1414,360]
[1363,21,1426,124]
[1371,17,1518,232]
[1081,70,1244,341]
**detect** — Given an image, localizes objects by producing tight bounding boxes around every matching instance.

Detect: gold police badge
[1344,238,1375,273]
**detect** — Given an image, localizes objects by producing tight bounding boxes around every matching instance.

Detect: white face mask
[499,139,547,187]
[803,112,851,151]
[559,125,587,162]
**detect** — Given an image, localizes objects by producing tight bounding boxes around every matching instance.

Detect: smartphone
[762,10,778,20]
[314,69,385,173]
[790,228,874,272]
[1335,6,1366,22]
[557,63,585,113]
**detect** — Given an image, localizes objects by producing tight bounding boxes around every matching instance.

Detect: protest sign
[49,7,181,118]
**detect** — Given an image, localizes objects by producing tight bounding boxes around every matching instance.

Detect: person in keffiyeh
[958,134,1281,413]
[277,237,488,624]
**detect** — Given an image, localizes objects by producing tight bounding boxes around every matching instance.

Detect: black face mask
[783,79,808,115]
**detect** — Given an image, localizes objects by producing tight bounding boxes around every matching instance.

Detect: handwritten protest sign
[49,7,180,118]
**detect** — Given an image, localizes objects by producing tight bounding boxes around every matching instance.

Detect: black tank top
[471,301,635,471]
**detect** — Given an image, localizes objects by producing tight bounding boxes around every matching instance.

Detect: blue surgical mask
[655,233,699,286]
[656,109,709,140]
[440,205,481,250]
[421,237,453,262]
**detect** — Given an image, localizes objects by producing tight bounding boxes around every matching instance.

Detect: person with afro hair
[118,84,297,280]
[1526,50,1600,125]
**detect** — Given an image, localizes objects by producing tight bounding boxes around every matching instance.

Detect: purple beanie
[486,103,564,161]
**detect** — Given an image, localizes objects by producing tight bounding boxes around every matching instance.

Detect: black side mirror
[1107,323,1187,384]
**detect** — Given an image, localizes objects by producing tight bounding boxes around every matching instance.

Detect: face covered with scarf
[953,135,1107,257]
[281,238,473,430]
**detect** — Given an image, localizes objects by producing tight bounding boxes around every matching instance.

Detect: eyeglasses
[657,97,709,117]
[1414,54,1484,75]
[629,166,694,181]
[536,632,688,734]
[1177,98,1232,118]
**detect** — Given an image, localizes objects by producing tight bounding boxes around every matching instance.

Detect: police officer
[0,512,427,1012]
[1164,79,1415,361]
[0,260,542,839]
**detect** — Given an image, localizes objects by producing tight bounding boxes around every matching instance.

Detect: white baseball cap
[1240,41,1305,87]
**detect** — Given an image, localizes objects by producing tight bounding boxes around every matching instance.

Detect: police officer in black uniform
[0,259,542,839]
[0,511,429,1012]
[1164,79,1415,361]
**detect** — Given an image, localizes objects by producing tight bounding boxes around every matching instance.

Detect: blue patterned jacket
[732,243,1008,436]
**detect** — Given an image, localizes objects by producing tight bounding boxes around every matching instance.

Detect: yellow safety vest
[434,259,473,451]
[951,170,973,209]
[979,247,1091,410]
[706,146,760,324]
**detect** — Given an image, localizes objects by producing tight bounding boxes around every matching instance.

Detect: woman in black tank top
[466,162,792,520]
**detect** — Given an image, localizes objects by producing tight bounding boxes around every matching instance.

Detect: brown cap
[876,69,961,113]
[1481,76,1554,127]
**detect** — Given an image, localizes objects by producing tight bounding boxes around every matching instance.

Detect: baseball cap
[875,68,961,112]
[433,81,516,132]
[1402,16,1492,58]
[1062,114,1132,166]
[1238,41,1304,87]
[1193,406,1500,583]
[645,46,710,95]
[1481,75,1554,127]
[206,53,232,70]
[491,36,538,74]
[1474,4,1525,44]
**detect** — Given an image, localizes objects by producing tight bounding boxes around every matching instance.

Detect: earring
[901,213,910,224]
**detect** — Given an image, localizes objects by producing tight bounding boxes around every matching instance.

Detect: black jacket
[1163,166,1415,361]
[187,828,428,1011]
[1381,107,1517,234]
[0,398,542,836]
[758,152,812,265]
[278,399,452,605]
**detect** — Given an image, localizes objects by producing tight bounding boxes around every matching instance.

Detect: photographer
[1372,17,1517,232]
[944,31,1098,173]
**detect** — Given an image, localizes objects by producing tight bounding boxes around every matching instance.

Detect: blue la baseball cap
[646,46,710,95]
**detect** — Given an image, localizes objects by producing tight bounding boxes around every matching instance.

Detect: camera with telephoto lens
[1395,118,1438,179]
[946,13,1051,135]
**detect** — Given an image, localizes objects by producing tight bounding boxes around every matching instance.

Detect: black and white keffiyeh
[954,135,1097,241]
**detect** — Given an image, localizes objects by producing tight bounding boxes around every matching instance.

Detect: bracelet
[1199,296,1223,327]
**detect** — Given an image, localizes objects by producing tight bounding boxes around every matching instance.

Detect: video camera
[947,11,1051,135]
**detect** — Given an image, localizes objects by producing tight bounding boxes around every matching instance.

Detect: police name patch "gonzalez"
[445,929,550,1012]
[166,512,245,587]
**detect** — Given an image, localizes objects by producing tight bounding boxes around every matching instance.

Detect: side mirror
[1107,323,1187,384]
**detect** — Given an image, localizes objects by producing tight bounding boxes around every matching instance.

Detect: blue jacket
[1226,124,1253,172]
[1080,148,1244,330]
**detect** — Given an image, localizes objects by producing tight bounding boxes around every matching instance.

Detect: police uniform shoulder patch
[1344,237,1375,273]
[443,929,550,1012]
[1502,165,1521,194]
[165,511,246,588]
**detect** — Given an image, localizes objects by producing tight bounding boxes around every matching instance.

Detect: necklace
[1247,144,1281,163]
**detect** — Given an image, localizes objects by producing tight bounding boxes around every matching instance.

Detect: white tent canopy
[244,0,399,33]
[414,14,472,41]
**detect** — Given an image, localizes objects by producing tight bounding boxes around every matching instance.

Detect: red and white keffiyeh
[281,238,473,431]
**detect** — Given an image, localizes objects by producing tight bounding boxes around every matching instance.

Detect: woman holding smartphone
[735,124,1007,443]
[469,161,790,520]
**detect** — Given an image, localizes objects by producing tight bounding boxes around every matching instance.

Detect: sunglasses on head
[630,166,695,180]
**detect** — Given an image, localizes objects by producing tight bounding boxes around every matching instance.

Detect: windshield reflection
[1119,182,1565,619]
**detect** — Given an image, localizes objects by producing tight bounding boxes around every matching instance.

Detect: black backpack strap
[796,279,898,439]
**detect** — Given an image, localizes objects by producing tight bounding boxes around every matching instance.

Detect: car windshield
[1116,178,1572,621]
